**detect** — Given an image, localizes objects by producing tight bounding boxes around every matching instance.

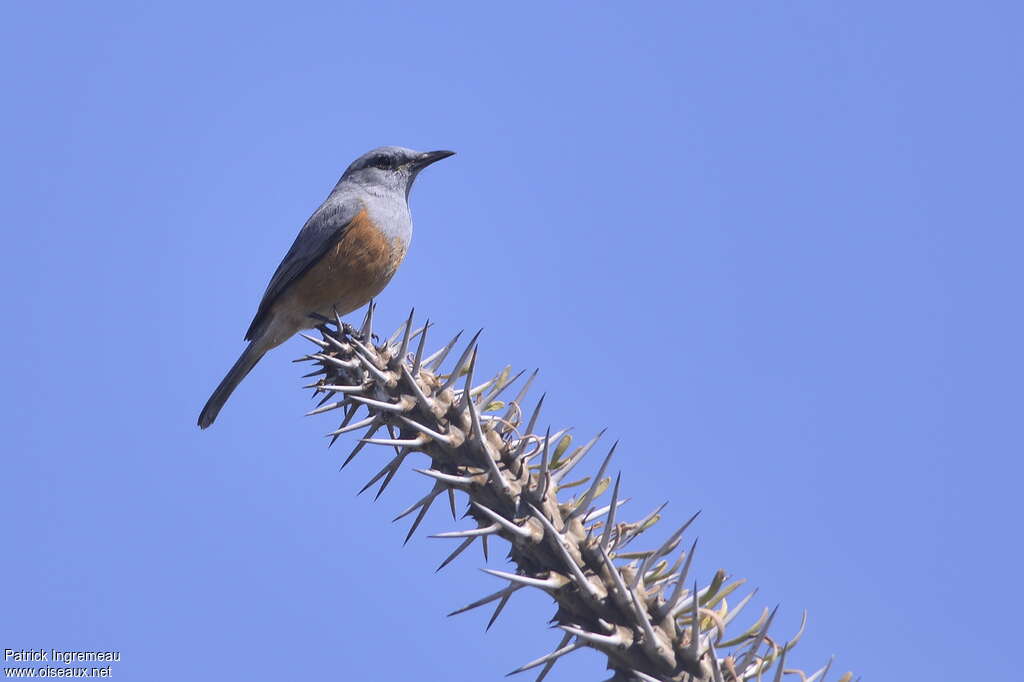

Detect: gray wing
[244,196,362,341]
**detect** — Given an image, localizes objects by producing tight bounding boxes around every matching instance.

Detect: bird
[198,146,454,429]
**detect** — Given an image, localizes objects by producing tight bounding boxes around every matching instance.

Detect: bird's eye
[373,155,394,170]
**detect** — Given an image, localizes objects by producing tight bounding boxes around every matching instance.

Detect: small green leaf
[552,434,572,465]
[557,476,591,490]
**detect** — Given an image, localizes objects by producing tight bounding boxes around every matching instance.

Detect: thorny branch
[296,304,854,682]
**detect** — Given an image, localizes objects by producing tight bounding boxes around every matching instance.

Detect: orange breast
[272,209,405,321]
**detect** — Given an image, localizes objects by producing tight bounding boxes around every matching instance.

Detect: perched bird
[198,146,454,429]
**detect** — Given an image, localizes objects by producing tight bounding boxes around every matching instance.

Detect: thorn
[805,656,834,682]
[347,394,413,413]
[396,483,445,545]
[663,538,699,619]
[447,488,457,520]
[505,636,583,676]
[353,348,391,383]
[472,501,531,539]
[772,642,789,682]
[306,400,350,417]
[708,641,725,682]
[332,305,344,333]
[436,536,474,572]
[527,503,602,601]
[551,428,606,485]
[414,467,474,487]
[400,364,434,411]
[482,368,525,407]
[359,300,374,340]
[464,351,512,496]
[687,581,700,657]
[480,568,569,591]
[438,329,483,392]
[628,588,664,663]
[411,319,431,376]
[430,522,500,539]
[600,473,622,551]
[423,330,463,372]
[391,308,415,368]
[460,376,497,402]
[582,496,628,524]
[557,624,626,649]
[737,605,779,676]
[523,394,546,442]
[566,441,617,521]
[316,384,366,394]
[361,435,428,448]
[357,449,408,496]
[532,427,551,500]
[320,332,348,353]
[508,369,539,415]
[393,480,445,522]
[618,502,668,550]
[314,390,338,408]
[299,333,329,348]
[653,511,701,562]
[314,353,358,370]
[324,415,376,437]
[340,423,380,467]
[486,590,513,632]
[597,544,639,621]
[721,589,759,628]
[397,415,450,445]
[637,510,701,589]
[531,632,572,682]
[447,582,522,616]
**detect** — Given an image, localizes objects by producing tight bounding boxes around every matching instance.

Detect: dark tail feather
[198,342,264,429]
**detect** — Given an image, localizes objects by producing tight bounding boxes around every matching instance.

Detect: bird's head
[341,146,454,199]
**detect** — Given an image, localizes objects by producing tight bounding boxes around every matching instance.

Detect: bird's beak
[413,150,455,169]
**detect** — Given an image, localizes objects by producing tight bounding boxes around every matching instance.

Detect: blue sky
[3,2,1021,680]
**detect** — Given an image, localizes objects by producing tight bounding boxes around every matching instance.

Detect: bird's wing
[244,196,363,341]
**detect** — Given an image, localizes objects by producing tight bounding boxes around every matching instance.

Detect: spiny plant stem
[297,303,854,682]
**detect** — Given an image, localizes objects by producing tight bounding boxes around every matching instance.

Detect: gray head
[340,146,454,199]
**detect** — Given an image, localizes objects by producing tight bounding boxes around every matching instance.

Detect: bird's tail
[198,342,264,429]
